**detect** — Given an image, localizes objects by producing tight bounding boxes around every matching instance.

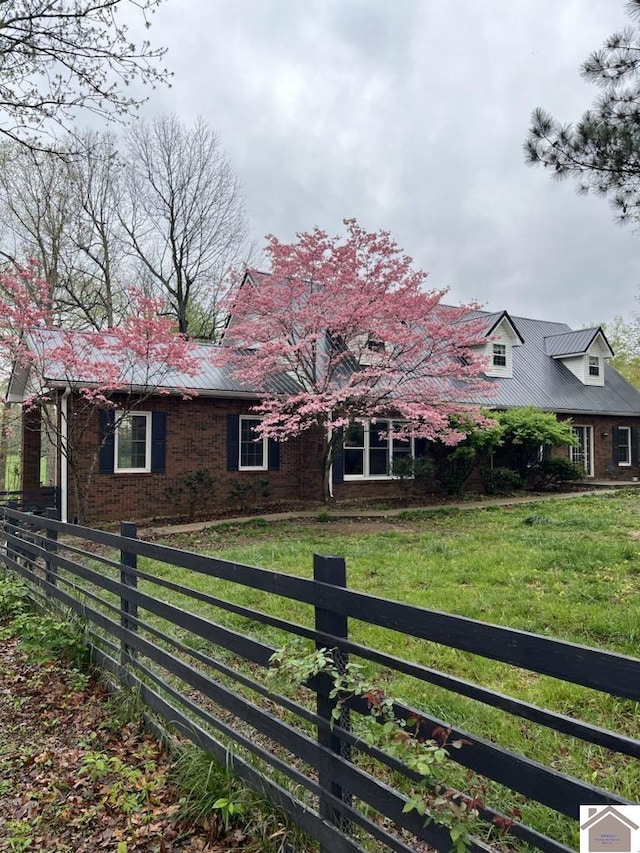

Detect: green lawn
[145,491,640,848]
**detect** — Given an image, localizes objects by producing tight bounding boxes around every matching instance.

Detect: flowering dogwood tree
[1,264,199,522]
[220,219,494,502]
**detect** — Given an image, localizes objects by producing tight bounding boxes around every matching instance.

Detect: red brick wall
[60,400,640,522]
[68,396,325,523]
[556,414,640,480]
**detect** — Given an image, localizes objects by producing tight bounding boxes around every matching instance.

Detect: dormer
[480,311,525,378]
[544,327,613,387]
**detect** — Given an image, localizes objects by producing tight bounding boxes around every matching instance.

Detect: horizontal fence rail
[0,488,59,515]
[0,506,638,853]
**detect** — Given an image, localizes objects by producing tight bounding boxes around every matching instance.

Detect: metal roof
[10,328,298,400]
[475,313,640,415]
[9,316,640,417]
[544,327,609,358]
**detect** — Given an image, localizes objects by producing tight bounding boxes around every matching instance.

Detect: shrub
[392,455,437,499]
[480,466,524,495]
[228,476,271,512]
[531,458,584,490]
[442,446,477,496]
[165,467,217,521]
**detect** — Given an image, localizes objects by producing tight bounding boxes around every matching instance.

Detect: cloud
[143,0,639,327]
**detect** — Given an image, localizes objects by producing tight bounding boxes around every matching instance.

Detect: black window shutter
[227,414,239,471]
[612,427,620,465]
[268,438,280,471]
[632,426,639,466]
[99,410,115,474]
[151,412,167,473]
[415,438,427,459]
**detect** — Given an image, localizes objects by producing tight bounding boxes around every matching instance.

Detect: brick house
[8,310,640,523]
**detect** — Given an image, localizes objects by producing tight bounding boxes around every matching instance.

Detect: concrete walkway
[140,484,634,537]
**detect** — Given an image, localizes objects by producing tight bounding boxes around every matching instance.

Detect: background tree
[524,0,640,221]
[607,312,640,387]
[1,264,200,522]
[0,0,170,150]
[0,118,249,335]
[121,115,252,338]
[0,132,127,329]
[219,219,494,503]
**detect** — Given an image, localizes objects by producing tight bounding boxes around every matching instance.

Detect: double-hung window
[344,420,412,479]
[239,416,268,471]
[588,355,600,377]
[616,426,632,466]
[114,412,151,473]
[492,343,507,367]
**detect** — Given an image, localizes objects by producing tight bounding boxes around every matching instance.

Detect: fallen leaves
[0,635,236,852]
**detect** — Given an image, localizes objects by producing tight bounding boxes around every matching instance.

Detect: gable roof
[459,309,525,345]
[544,327,613,359]
[478,313,640,415]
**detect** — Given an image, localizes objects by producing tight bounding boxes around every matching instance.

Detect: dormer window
[477,312,523,378]
[493,343,507,367]
[366,336,386,354]
[545,327,612,387]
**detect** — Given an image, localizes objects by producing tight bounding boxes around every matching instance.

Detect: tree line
[0,116,252,340]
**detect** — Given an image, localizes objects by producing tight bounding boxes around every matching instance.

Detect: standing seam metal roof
[477,313,640,415]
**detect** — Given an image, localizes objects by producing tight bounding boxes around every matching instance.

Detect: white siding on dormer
[483,320,519,378]
[558,337,608,386]
[560,355,587,384]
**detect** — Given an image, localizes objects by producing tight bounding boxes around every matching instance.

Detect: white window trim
[588,355,600,377]
[239,415,268,471]
[344,421,414,481]
[617,426,632,466]
[570,424,594,477]
[114,411,152,474]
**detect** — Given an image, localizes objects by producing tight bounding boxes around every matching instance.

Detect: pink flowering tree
[219,219,494,503]
[1,264,200,522]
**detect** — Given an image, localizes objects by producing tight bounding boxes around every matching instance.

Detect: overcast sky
[137,0,638,328]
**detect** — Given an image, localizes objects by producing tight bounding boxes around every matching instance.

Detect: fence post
[6,500,19,567]
[120,521,138,665]
[313,553,352,839]
[44,507,58,589]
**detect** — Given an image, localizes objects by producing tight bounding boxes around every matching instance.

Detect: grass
[139,491,640,848]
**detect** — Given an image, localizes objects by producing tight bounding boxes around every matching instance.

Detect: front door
[570,425,593,476]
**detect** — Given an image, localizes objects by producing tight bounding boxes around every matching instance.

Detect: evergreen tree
[525,1,640,222]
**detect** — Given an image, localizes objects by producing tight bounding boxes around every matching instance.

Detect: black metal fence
[1,506,638,853]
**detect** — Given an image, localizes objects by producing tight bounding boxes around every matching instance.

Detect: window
[114,412,151,473]
[617,426,631,466]
[239,416,267,470]
[570,425,593,476]
[226,414,279,473]
[366,336,386,354]
[492,343,507,367]
[344,420,413,479]
[588,355,600,377]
